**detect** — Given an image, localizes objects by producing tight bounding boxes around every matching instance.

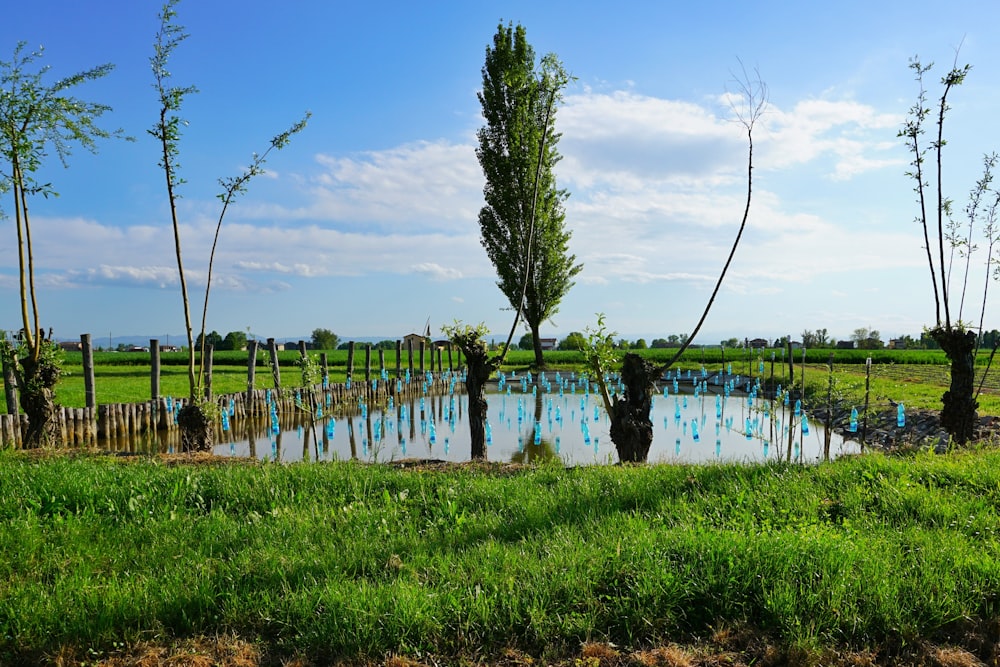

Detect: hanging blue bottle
[849,408,858,433]
[897,403,905,428]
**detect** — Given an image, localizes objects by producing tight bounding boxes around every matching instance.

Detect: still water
[207,383,860,465]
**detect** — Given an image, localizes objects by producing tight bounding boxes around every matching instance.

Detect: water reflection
[102,385,860,465]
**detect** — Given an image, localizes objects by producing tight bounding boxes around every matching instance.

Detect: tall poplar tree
[476,22,581,369]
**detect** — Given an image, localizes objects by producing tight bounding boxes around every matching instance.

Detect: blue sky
[2,1,1000,346]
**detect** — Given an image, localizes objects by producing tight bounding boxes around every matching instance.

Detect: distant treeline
[57,345,975,369]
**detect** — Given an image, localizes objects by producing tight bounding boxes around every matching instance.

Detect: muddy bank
[810,403,1000,453]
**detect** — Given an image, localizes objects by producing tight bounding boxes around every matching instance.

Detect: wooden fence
[0,336,464,449]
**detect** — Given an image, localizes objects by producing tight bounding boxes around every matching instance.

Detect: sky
[2,1,1000,347]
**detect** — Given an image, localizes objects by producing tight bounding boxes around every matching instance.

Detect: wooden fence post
[320,353,329,386]
[407,339,414,377]
[346,342,355,385]
[378,348,385,377]
[246,339,258,414]
[447,343,453,372]
[365,345,372,385]
[81,333,96,409]
[150,339,160,401]
[419,341,425,374]
[395,340,403,379]
[268,338,281,389]
[787,338,794,387]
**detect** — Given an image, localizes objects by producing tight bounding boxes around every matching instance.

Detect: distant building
[539,337,557,351]
[888,338,907,350]
[402,333,429,351]
[748,338,769,349]
[836,340,856,349]
[58,341,83,352]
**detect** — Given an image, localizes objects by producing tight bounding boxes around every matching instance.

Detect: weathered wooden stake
[860,357,872,451]
[346,342,355,384]
[268,338,281,389]
[81,334,96,409]
[150,339,161,401]
[246,339,258,414]
[395,340,402,379]
[824,352,834,461]
[787,337,794,386]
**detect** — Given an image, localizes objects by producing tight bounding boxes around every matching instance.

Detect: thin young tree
[899,56,1000,445]
[583,66,767,463]
[0,43,126,447]
[151,0,307,451]
[476,22,582,369]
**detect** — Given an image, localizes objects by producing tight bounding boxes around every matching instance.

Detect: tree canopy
[310,328,340,351]
[476,22,582,368]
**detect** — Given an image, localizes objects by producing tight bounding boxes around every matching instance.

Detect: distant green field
[5,346,1000,415]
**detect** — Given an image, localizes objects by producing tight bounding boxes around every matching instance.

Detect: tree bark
[462,341,496,461]
[17,353,60,448]
[932,327,978,445]
[530,321,545,369]
[177,403,213,452]
[609,353,658,463]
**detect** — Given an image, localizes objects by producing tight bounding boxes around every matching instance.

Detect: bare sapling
[150,0,308,451]
[582,64,766,463]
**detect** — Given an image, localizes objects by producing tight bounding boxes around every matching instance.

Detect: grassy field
[2,449,1000,665]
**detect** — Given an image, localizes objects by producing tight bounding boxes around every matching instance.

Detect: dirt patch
[40,634,1000,667]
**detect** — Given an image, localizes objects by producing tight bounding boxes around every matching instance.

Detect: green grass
[2,450,1000,663]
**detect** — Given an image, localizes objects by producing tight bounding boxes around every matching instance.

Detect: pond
[193,375,860,464]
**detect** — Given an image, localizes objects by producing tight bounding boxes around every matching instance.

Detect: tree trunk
[177,403,213,452]
[609,353,657,463]
[17,353,60,448]
[530,321,545,369]
[462,342,494,461]
[932,327,978,445]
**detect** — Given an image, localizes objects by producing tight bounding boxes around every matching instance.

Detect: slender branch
[19,168,40,361]
[659,68,765,374]
[11,160,34,355]
[978,186,1000,344]
[976,338,1000,401]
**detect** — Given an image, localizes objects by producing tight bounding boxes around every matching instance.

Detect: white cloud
[410,262,463,281]
[307,140,484,232]
[4,86,921,310]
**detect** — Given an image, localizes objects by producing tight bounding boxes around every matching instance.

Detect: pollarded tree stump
[177,403,213,452]
[609,353,658,463]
